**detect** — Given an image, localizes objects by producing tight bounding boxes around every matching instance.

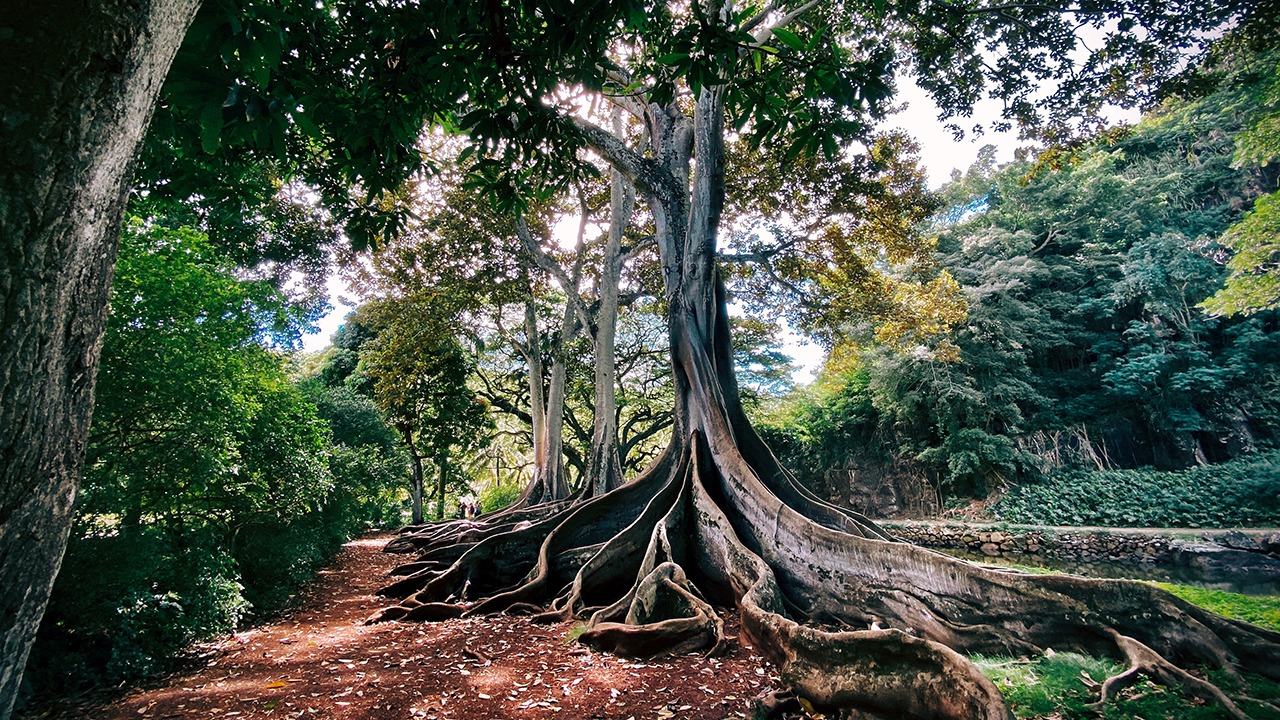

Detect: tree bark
[542,298,577,498]
[584,112,635,498]
[436,455,448,521]
[0,2,199,716]
[522,299,551,501]
[403,431,426,525]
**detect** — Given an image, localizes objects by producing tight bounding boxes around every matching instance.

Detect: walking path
[28,534,781,720]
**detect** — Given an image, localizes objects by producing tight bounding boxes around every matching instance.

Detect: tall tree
[369,3,1279,719]
[354,298,492,524]
[0,2,200,713]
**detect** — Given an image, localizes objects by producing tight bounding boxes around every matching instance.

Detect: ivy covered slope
[764,48,1280,513]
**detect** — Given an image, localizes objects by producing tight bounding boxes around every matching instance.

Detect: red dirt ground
[26,534,787,720]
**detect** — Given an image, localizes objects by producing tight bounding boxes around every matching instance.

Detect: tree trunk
[370,62,1280,720]
[436,455,448,522]
[508,280,583,511]
[542,300,577,497]
[403,431,425,525]
[522,300,552,503]
[0,2,199,716]
[584,114,634,498]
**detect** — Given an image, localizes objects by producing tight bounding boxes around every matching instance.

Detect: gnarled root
[1089,632,1250,719]
[578,562,722,657]
[373,425,1280,719]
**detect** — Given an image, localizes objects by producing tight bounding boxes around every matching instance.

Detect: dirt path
[34,534,783,720]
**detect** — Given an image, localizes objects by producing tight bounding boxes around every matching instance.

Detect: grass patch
[1149,582,1280,632]
[975,652,1120,717]
[974,652,1280,719]
[565,623,589,642]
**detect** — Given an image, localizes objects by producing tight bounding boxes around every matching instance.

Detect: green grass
[565,623,589,642]
[1149,582,1280,632]
[955,555,1280,717]
[974,652,1280,719]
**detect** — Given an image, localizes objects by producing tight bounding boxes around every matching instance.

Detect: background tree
[1202,47,1280,314]
[765,49,1280,505]
[355,297,493,523]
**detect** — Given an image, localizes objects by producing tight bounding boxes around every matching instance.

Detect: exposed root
[1090,632,1250,719]
[374,418,1280,719]
[578,562,724,657]
[752,688,799,718]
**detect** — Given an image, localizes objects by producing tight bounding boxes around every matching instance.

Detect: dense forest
[760,47,1280,524]
[3,0,1279,717]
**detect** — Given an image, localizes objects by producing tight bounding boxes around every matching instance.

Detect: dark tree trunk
[404,432,426,525]
[0,1,199,715]
[435,455,448,522]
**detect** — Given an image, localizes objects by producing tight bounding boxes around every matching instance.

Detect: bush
[479,481,523,513]
[992,451,1280,527]
[26,530,248,691]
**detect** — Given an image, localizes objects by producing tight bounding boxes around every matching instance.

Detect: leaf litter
[21,533,789,720]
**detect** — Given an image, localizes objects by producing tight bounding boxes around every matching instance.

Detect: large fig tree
[368,1,1280,718]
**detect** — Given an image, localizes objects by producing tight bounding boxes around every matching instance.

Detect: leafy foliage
[767,50,1280,501]
[24,221,404,697]
[478,481,524,514]
[1203,51,1280,315]
[352,296,494,520]
[992,451,1280,527]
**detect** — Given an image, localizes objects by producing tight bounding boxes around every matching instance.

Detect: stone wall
[881,521,1280,594]
[881,521,1174,563]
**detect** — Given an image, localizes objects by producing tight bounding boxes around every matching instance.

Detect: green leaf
[200,101,223,154]
[657,52,688,66]
[770,27,804,52]
[292,108,321,138]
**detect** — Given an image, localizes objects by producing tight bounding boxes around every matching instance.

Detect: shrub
[479,481,523,513]
[26,530,248,691]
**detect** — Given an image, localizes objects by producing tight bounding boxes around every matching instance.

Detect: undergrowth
[974,652,1280,719]
[1150,582,1280,632]
[992,451,1280,527]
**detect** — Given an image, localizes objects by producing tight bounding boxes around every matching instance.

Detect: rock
[980,543,1001,556]
[1262,532,1280,555]
[1218,530,1261,552]
[1169,540,1280,595]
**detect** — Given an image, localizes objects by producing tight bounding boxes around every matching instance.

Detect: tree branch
[513,213,595,332]
[750,0,820,45]
[568,115,666,198]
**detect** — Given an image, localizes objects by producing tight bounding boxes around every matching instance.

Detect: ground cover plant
[992,453,1280,528]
